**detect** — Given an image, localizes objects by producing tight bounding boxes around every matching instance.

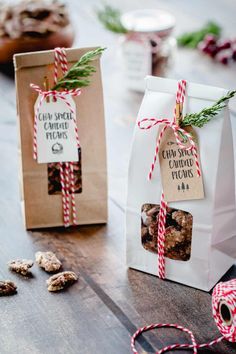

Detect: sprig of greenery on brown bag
[52,47,106,90]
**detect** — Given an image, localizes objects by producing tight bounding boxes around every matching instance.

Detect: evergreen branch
[96,5,128,34]
[177,21,221,48]
[181,90,236,128]
[52,47,106,90]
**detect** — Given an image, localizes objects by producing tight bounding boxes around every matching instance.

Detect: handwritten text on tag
[35,95,78,163]
[159,126,204,202]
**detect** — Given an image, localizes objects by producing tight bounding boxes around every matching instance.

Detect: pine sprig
[96,5,128,34]
[52,47,106,90]
[181,90,236,128]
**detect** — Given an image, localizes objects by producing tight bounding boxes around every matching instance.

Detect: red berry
[215,49,231,65]
[203,34,217,45]
[217,40,231,51]
[232,49,236,61]
[198,41,208,52]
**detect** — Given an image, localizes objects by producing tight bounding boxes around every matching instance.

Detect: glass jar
[120,9,176,92]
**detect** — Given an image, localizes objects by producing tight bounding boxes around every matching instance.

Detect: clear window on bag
[48,148,82,195]
[141,204,193,261]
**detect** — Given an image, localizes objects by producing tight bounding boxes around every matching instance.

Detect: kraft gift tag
[35,96,79,163]
[158,126,204,202]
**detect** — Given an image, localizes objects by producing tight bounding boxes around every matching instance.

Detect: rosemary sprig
[96,5,128,34]
[181,90,236,128]
[52,47,106,90]
[177,21,221,48]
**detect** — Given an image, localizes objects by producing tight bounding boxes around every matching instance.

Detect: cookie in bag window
[141,204,192,261]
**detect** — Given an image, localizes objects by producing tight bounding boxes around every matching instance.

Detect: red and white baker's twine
[138,80,201,279]
[31,47,81,227]
[131,279,236,353]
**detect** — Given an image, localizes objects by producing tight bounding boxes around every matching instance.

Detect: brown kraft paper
[14,47,107,229]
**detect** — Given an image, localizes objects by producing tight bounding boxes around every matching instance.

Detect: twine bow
[138,80,201,279]
[31,47,81,227]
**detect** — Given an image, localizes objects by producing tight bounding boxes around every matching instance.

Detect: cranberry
[220,56,229,65]
[217,40,232,51]
[215,50,231,65]
[203,34,217,46]
[198,41,209,53]
[232,49,236,61]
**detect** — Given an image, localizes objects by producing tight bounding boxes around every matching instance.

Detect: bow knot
[138,115,201,180]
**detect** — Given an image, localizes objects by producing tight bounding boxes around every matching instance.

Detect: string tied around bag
[30,47,81,227]
[138,80,201,279]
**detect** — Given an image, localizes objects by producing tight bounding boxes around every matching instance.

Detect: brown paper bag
[14,47,107,229]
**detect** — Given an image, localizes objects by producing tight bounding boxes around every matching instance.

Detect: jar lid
[121,9,175,35]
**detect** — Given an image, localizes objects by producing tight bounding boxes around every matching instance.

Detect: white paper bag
[126,76,236,291]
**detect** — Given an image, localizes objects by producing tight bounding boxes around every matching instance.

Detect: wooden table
[0,0,236,353]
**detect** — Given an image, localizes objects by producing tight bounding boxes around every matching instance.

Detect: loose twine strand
[131,279,236,353]
[31,47,81,227]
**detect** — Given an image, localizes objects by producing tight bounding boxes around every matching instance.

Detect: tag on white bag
[35,95,79,163]
[159,126,204,202]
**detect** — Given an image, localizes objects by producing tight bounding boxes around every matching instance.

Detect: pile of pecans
[141,204,193,261]
[0,251,78,296]
[0,0,70,39]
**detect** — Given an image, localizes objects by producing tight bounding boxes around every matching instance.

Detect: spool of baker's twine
[131,279,236,353]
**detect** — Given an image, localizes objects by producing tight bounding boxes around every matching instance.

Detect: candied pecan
[141,226,148,239]
[148,221,158,237]
[0,280,17,296]
[141,204,153,213]
[46,271,78,292]
[164,226,186,250]
[172,210,193,231]
[35,251,62,272]
[141,213,153,227]
[146,205,159,217]
[8,259,33,275]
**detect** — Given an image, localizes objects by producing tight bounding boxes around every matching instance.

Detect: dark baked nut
[146,205,159,217]
[0,280,17,296]
[165,226,186,250]
[8,259,33,275]
[46,271,78,292]
[35,251,62,272]
[172,210,193,231]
